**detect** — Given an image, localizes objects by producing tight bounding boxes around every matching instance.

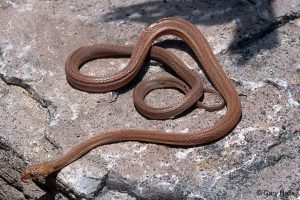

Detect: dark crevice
[229,11,300,51]
[263,79,300,92]
[90,172,110,198]
[0,137,27,167]
[43,134,62,151]
[33,178,71,200]
[0,136,12,151]
[0,73,52,108]
[0,175,23,193]
[266,130,300,151]
[264,79,288,91]
[245,0,256,5]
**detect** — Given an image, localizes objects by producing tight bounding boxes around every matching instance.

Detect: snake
[20,17,242,181]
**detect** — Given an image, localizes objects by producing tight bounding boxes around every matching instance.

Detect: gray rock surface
[0,0,299,199]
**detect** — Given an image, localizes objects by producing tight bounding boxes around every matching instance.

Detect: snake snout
[20,161,54,182]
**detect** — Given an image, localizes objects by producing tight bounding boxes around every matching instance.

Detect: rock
[0,0,299,199]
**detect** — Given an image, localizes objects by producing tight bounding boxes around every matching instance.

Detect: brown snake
[21,17,241,181]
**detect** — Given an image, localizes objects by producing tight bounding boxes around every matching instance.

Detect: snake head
[20,162,53,182]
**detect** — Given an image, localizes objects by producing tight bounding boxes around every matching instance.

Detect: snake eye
[30,171,36,178]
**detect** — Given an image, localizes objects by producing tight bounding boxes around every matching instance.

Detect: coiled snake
[21,17,241,181]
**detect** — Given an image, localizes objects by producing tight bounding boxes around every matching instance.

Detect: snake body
[21,17,241,181]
